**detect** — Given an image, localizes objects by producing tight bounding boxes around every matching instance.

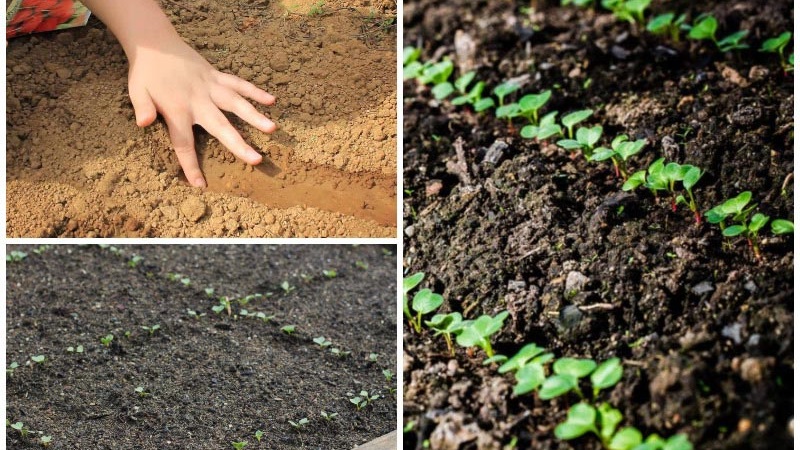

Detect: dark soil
[402,1,793,449]
[6,244,397,449]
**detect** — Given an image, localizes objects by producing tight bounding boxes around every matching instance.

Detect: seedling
[771,219,794,235]
[625,159,704,219]
[382,369,394,383]
[493,81,520,106]
[7,362,19,377]
[688,15,749,52]
[281,325,296,334]
[204,287,215,297]
[231,441,248,450]
[601,0,651,25]
[704,191,767,258]
[760,32,792,71]
[41,435,53,447]
[723,212,769,260]
[289,418,309,429]
[369,353,379,362]
[561,109,593,139]
[255,312,275,323]
[349,390,379,410]
[499,343,550,374]
[590,358,624,397]
[254,430,264,442]
[451,71,493,111]
[562,0,594,7]
[321,411,338,421]
[180,277,191,286]
[212,297,233,315]
[100,334,114,347]
[6,250,27,262]
[455,311,510,359]
[539,358,597,399]
[425,312,463,356]
[134,386,149,397]
[236,293,264,306]
[521,111,563,140]
[402,46,423,80]
[403,272,425,329]
[313,336,332,347]
[10,421,28,437]
[558,126,603,160]
[67,345,84,353]
[322,269,337,278]
[141,324,161,335]
[187,309,205,319]
[647,12,686,43]
[589,135,646,178]
[127,255,143,268]
[518,90,552,124]
[409,288,444,334]
[280,281,296,294]
[674,166,704,224]
[330,348,351,358]
[355,260,369,270]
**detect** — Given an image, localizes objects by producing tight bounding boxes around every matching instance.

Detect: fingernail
[194,178,207,188]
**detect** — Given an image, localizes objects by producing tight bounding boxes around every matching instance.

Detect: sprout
[313,336,332,347]
[561,109,593,139]
[280,281,296,294]
[255,430,264,442]
[382,369,394,383]
[451,72,495,111]
[455,311,509,359]
[706,192,767,260]
[30,355,46,364]
[288,418,310,429]
[647,12,686,43]
[212,297,232,315]
[590,357,623,397]
[558,126,603,160]
[518,90,552,125]
[675,165,704,224]
[134,386,149,397]
[771,219,794,235]
[6,251,27,262]
[7,362,19,377]
[589,135,646,178]
[410,288,444,334]
[141,324,161,335]
[281,325,296,334]
[231,441,248,450]
[760,32,792,71]
[100,334,114,347]
[402,272,425,328]
[425,312,463,356]
[521,110,562,141]
[601,0,651,25]
[321,411,338,421]
[493,81,521,106]
[322,269,337,278]
[688,14,749,52]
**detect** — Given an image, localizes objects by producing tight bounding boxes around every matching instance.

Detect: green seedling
[289,418,309,429]
[674,166,704,224]
[562,0,594,7]
[321,411,338,421]
[403,272,426,329]
[313,336,332,347]
[355,260,369,270]
[6,250,27,262]
[493,81,520,106]
[760,32,792,71]
[409,288,444,334]
[236,293,264,306]
[187,309,206,319]
[518,90,552,125]
[100,334,114,347]
[589,135,646,179]
[212,296,233,315]
[591,357,624,397]
[723,212,769,261]
[382,369,393,382]
[66,345,84,353]
[141,324,161,335]
[10,421,28,437]
[558,125,603,160]
[231,441,248,450]
[647,12,686,43]
[255,312,274,323]
[451,72,493,111]
[281,325,296,334]
[455,311,509,359]
[561,109,593,139]
[30,355,46,365]
[7,362,19,377]
[521,110,563,140]
[369,353,379,362]
[134,386,149,397]
[539,358,597,399]
[255,430,264,442]
[704,191,766,258]
[280,281,296,294]
[601,0,651,25]
[425,312,463,355]
[41,435,53,447]
[688,15,749,52]
[498,343,549,374]
[330,348,351,358]
[204,287,215,297]
[300,273,314,283]
[127,255,143,268]
[180,277,191,286]
[771,219,794,235]
[322,269,337,278]
[349,390,379,410]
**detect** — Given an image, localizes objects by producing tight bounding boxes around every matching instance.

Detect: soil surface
[6,244,397,449]
[402,1,793,449]
[7,0,397,237]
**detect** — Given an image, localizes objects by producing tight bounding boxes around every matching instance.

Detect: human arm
[81,0,276,187]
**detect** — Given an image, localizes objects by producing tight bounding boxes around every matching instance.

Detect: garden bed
[402,0,793,449]
[7,0,397,237]
[6,244,397,449]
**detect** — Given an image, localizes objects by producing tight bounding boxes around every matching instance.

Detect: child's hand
[128,42,276,187]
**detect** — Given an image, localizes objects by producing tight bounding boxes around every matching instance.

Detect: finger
[216,72,276,105]
[198,106,263,166]
[213,88,277,134]
[129,84,157,127]
[164,114,206,188]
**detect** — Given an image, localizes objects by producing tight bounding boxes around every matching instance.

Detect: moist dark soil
[402,1,793,449]
[6,244,397,449]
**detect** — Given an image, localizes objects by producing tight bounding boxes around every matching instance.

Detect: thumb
[129,84,157,127]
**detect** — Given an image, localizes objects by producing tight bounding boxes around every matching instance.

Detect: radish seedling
[688,15,749,52]
[402,46,422,79]
[601,0,651,25]
[674,165,704,224]
[383,369,394,383]
[10,421,28,437]
[187,309,205,319]
[134,386,149,397]
[410,288,444,334]
[369,353,379,362]
[41,435,53,447]
[540,358,597,399]
[255,430,264,442]
[6,362,19,377]
[498,343,550,374]
[212,297,232,315]
[425,312,463,356]
[281,325,296,334]
[723,212,769,260]
[231,441,247,449]
[322,269,337,278]
[141,324,161,335]
[521,111,563,140]
[6,251,27,262]
[128,255,143,268]
[403,272,425,329]
[452,72,494,111]
[280,281,296,294]
[355,260,369,269]
[313,336,332,347]
[561,109,593,139]
[705,192,766,259]
[66,345,84,353]
[455,311,509,359]
[349,390,379,410]
[647,12,686,43]
[589,135,646,178]
[518,90,552,125]
[204,287,215,297]
[558,125,603,160]
[590,358,623,397]
[321,411,338,421]
[771,219,794,235]
[101,335,114,347]
[493,81,521,106]
[760,32,792,71]
[289,418,309,429]
[330,348,351,357]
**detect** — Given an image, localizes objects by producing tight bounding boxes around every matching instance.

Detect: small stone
[739,357,768,384]
[744,280,758,293]
[748,65,769,82]
[179,197,207,223]
[564,271,590,299]
[507,280,526,291]
[558,305,582,329]
[425,180,443,197]
[738,418,752,434]
[721,323,743,345]
[691,281,714,295]
[481,140,508,166]
[404,225,415,237]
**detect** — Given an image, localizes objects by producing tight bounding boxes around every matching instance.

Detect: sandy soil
[7,0,397,237]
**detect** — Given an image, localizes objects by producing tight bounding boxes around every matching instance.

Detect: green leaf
[688,15,717,41]
[496,103,521,119]
[451,95,471,106]
[663,434,693,450]
[432,82,454,100]
[554,403,597,439]
[537,123,563,140]
[519,90,552,113]
[557,139,585,150]
[771,219,794,235]
[498,343,546,373]
[562,109,593,129]
[539,374,578,399]
[578,125,603,147]
[426,312,463,333]
[403,61,423,80]
[403,46,421,65]
[720,191,751,215]
[682,166,702,189]
[663,162,683,182]
[723,225,746,237]
[618,139,646,160]
[718,30,749,51]
[761,31,791,53]
[454,71,476,93]
[419,60,454,85]
[749,213,769,233]
[411,289,444,315]
[704,206,727,224]
[622,171,646,191]
[468,81,486,99]
[483,355,508,365]
[520,125,539,139]
[474,97,495,112]
[647,13,675,34]
[598,403,623,441]
[403,272,425,294]
[553,358,597,378]
[610,427,644,450]
[493,81,521,102]
[513,362,546,395]
[591,357,624,392]
[590,147,615,161]
[31,355,45,363]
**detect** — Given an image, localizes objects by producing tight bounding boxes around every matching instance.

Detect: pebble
[425,180,443,197]
[558,305,582,329]
[739,357,768,383]
[721,323,743,345]
[691,281,714,295]
[507,280,526,291]
[481,140,507,166]
[564,271,590,299]
[404,225,415,237]
[179,197,207,223]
